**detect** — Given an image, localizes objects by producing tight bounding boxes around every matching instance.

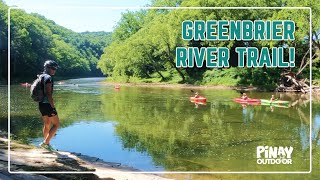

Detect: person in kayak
[194,92,200,98]
[241,93,248,100]
[270,95,276,102]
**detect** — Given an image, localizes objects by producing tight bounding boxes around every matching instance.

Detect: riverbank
[0,131,171,180]
[4,76,320,93]
[101,81,258,91]
[101,81,320,95]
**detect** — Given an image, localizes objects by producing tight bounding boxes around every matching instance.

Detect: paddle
[267,98,279,105]
[191,90,199,97]
[191,90,200,95]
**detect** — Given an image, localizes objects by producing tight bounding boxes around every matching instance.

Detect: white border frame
[7,6,312,174]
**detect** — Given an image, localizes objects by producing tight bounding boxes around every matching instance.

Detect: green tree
[0,1,112,81]
[98,0,319,89]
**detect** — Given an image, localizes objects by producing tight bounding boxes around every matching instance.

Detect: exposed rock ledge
[0,133,171,180]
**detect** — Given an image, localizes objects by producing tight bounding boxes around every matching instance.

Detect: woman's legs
[42,115,50,143]
[42,115,60,145]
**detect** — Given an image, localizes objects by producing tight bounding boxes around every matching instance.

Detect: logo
[256,146,293,165]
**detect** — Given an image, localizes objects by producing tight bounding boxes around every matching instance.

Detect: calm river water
[0,77,319,172]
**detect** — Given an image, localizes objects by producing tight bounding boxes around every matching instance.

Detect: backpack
[30,74,45,102]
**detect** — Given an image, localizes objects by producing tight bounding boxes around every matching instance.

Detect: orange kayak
[20,83,31,87]
[233,98,261,105]
[189,96,207,103]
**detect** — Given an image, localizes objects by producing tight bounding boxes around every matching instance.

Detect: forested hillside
[1,0,319,90]
[0,0,112,81]
[98,0,320,90]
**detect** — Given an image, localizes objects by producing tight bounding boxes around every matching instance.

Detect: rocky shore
[0,132,171,180]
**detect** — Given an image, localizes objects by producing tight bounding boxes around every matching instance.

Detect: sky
[3,0,151,32]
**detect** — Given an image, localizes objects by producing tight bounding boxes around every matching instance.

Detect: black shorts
[39,103,57,117]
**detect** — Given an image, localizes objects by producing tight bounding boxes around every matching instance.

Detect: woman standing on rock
[38,60,60,152]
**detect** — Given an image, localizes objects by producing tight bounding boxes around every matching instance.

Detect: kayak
[261,103,289,108]
[20,83,31,87]
[190,101,207,105]
[260,99,290,105]
[189,96,207,103]
[233,98,261,103]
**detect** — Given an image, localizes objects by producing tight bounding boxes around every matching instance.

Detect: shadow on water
[98,87,312,171]
[7,115,43,144]
[0,86,7,132]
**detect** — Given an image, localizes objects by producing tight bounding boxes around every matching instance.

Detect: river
[0,77,319,172]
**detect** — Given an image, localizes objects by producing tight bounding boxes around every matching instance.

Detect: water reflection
[313,114,320,145]
[32,121,165,171]
[242,105,254,124]
[1,79,317,171]
[300,122,309,151]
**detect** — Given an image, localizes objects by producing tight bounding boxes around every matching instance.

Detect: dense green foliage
[0,1,8,81]
[0,0,319,89]
[0,0,112,81]
[97,0,320,90]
